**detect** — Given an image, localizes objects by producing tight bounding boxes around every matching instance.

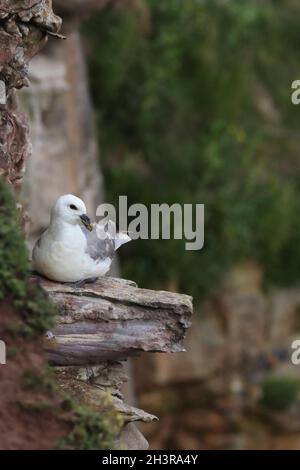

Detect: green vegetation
[0,179,28,300]
[83,0,300,303]
[58,395,122,450]
[18,285,57,337]
[0,178,56,335]
[260,376,300,412]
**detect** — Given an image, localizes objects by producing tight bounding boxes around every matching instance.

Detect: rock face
[18,2,116,242]
[0,0,62,185]
[0,92,29,185]
[41,276,192,365]
[20,32,103,241]
[0,0,61,91]
[34,274,193,450]
[0,1,113,190]
[1,1,177,450]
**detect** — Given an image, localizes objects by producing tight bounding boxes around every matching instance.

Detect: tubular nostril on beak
[80,214,91,224]
[80,214,93,231]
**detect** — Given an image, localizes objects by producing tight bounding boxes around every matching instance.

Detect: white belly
[33,226,89,282]
[33,224,112,282]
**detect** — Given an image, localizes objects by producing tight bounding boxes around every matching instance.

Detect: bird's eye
[69,204,77,210]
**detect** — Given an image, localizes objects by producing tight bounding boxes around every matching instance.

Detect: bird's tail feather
[96,257,112,276]
[96,219,131,250]
[114,232,131,251]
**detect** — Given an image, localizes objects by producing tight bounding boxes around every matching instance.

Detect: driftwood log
[34,275,193,449]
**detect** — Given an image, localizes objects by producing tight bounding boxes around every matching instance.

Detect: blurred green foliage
[260,375,300,412]
[83,0,300,303]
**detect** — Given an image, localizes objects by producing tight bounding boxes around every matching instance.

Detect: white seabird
[32,194,130,283]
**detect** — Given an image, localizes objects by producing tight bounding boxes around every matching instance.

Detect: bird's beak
[80,214,93,232]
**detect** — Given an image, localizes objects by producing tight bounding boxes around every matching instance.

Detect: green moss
[18,284,57,337]
[0,179,28,301]
[20,373,122,448]
[58,395,122,450]
[0,178,56,336]
[260,376,300,412]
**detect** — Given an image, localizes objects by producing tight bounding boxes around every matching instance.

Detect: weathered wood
[35,276,193,365]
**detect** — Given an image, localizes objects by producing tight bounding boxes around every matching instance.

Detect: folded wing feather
[81,220,131,262]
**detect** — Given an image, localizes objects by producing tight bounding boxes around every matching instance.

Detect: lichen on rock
[0,0,62,90]
[0,92,30,185]
[0,0,62,185]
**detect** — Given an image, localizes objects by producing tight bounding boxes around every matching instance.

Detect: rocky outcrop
[0,0,62,185]
[34,274,193,449]
[0,92,29,185]
[42,276,192,364]
[0,0,61,91]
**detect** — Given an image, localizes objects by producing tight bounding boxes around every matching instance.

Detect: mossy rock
[0,178,28,301]
[58,395,122,450]
[0,177,56,336]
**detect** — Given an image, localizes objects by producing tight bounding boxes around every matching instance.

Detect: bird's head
[51,194,93,231]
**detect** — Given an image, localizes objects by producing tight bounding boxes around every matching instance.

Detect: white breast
[33,224,90,282]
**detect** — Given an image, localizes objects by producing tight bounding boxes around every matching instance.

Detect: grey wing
[34,227,48,249]
[81,226,115,262]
